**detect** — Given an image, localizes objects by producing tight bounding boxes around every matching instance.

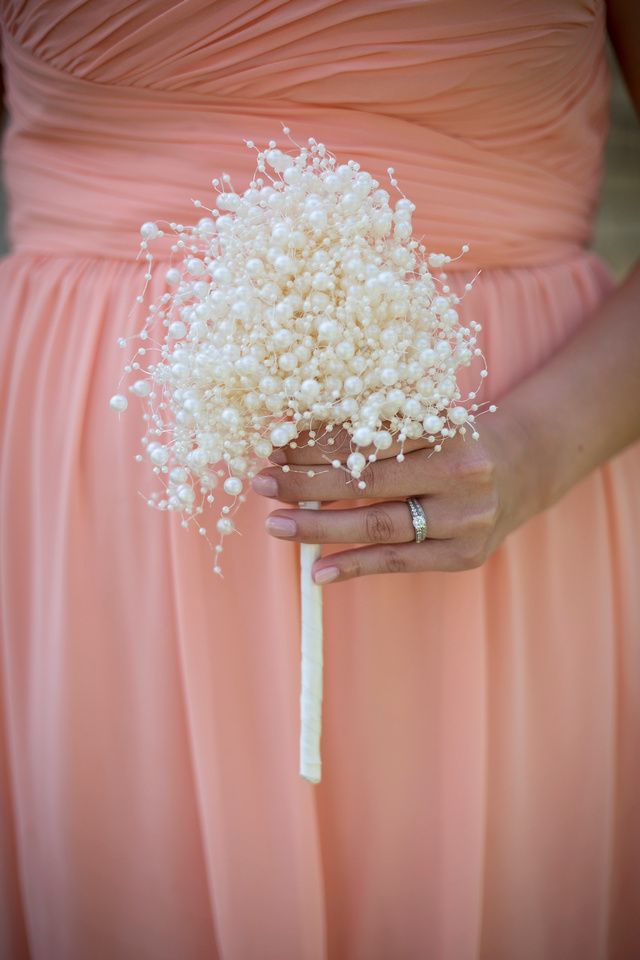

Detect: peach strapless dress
[1,2,639,958]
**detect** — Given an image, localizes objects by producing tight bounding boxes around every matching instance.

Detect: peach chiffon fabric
[1,2,639,958]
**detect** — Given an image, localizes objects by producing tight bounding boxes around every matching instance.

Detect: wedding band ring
[407,497,428,543]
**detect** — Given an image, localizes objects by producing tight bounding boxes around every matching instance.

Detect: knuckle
[365,507,394,543]
[449,451,496,485]
[278,470,313,502]
[382,547,408,574]
[455,540,488,570]
[469,452,496,484]
[344,555,363,579]
[310,517,327,540]
[465,496,500,535]
[360,466,377,497]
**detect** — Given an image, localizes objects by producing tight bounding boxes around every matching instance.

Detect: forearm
[499,259,640,514]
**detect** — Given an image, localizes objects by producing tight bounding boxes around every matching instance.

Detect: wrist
[490,398,558,527]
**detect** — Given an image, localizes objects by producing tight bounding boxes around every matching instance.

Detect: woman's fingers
[308,539,467,583]
[265,497,449,544]
[253,446,448,502]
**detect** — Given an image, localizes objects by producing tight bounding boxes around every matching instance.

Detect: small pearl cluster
[111,128,492,574]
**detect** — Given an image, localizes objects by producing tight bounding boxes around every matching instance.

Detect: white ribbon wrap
[298,500,323,784]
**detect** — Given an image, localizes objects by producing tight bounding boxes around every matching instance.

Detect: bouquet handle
[298,500,323,784]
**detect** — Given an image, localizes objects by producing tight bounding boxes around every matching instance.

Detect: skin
[252,1,640,585]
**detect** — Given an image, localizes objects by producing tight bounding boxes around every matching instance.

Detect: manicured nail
[313,566,340,585]
[251,475,278,497]
[265,516,297,538]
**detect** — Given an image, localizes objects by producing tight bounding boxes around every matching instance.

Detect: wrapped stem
[298,500,323,784]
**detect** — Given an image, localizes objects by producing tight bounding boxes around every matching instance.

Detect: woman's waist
[2,126,599,268]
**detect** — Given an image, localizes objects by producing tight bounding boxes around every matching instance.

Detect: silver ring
[406,497,428,543]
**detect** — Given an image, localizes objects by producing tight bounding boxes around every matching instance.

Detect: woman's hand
[250,409,545,584]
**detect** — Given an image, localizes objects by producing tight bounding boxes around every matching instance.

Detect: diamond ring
[406,497,428,543]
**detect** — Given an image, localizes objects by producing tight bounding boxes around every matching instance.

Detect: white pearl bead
[217,517,234,535]
[439,377,455,398]
[185,258,205,276]
[150,446,169,466]
[419,348,435,367]
[423,415,444,434]
[254,439,273,458]
[283,166,301,185]
[340,397,358,417]
[110,394,128,412]
[130,380,151,397]
[229,456,248,474]
[336,340,355,360]
[417,377,434,397]
[353,426,373,447]
[300,379,320,399]
[177,484,195,503]
[140,221,160,239]
[168,321,187,339]
[404,420,423,439]
[197,218,216,234]
[266,149,288,171]
[278,353,297,372]
[344,376,363,396]
[283,376,300,394]
[201,473,219,490]
[259,376,281,395]
[312,271,331,291]
[246,258,264,275]
[223,476,243,496]
[187,448,208,469]
[274,255,295,275]
[318,320,339,342]
[402,398,422,418]
[373,430,392,450]
[270,424,294,447]
[308,209,327,229]
[347,451,366,474]
[449,406,468,425]
[380,367,398,386]
[221,408,240,429]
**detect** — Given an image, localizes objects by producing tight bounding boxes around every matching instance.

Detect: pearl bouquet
[111,127,489,783]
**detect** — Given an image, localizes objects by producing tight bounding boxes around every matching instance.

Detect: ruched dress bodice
[1,4,640,960]
[2,0,610,265]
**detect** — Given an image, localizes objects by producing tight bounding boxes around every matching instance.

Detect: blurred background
[0,47,637,276]
[593,46,640,279]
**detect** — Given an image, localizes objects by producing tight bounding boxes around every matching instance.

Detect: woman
[0,1,638,958]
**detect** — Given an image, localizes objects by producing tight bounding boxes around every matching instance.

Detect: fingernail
[265,516,297,537]
[251,475,278,497]
[269,450,287,465]
[313,566,340,585]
